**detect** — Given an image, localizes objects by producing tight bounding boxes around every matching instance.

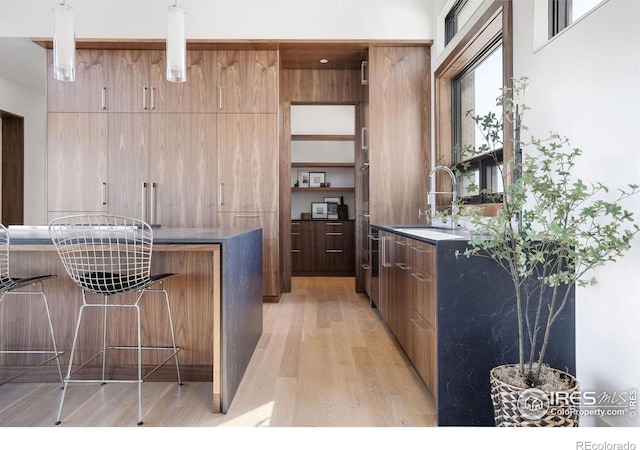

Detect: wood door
[150,50,218,113]
[47,49,109,113]
[107,50,155,113]
[47,113,108,213]
[108,113,150,220]
[149,114,217,227]
[217,51,278,113]
[217,114,277,212]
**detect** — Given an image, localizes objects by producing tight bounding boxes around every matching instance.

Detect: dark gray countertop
[7,226,260,245]
[372,224,471,244]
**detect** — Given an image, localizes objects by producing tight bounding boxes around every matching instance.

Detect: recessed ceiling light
[319,59,328,64]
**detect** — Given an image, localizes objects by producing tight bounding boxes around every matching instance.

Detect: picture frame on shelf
[309,171,326,188]
[311,202,328,219]
[297,170,310,188]
[327,202,339,219]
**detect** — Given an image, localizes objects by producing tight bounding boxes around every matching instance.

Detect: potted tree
[455,77,639,426]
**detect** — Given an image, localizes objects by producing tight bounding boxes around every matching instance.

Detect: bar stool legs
[55,283,182,426]
[0,281,64,387]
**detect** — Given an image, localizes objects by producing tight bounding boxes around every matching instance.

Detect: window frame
[434,0,513,212]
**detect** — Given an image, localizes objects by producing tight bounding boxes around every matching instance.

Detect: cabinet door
[217,114,277,212]
[369,46,429,225]
[292,221,314,273]
[217,51,278,113]
[47,49,109,113]
[108,113,150,220]
[47,113,108,212]
[150,50,218,113]
[391,236,411,351]
[107,50,155,113]
[149,114,217,227]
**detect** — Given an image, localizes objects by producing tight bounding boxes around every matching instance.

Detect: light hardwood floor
[0,277,436,427]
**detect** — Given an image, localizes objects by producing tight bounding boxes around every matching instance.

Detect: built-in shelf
[291,134,355,141]
[291,187,355,192]
[291,162,355,168]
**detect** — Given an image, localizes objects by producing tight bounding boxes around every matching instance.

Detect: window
[444,0,471,45]
[451,41,504,203]
[434,0,512,210]
[549,0,604,38]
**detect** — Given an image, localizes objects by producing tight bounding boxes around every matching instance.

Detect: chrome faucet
[425,165,458,229]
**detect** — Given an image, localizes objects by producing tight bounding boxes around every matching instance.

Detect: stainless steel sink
[392,227,469,241]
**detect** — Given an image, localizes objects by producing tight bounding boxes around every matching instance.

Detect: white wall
[0,0,435,40]
[0,75,47,225]
[512,0,640,426]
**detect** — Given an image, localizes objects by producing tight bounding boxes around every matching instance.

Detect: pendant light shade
[53,1,76,82]
[166,4,186,83]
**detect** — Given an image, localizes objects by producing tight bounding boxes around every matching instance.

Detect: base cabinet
[291,220,354,275]
[375,227,577,426]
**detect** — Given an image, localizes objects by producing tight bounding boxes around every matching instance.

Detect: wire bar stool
[49,215,182,425]
[0,224,63,386]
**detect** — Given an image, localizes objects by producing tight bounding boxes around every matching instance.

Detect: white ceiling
[0,37,46,95]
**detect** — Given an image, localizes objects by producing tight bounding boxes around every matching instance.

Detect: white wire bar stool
[0,224,63,386]
[48,214,182,425]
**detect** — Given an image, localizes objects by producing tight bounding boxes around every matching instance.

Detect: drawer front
[408,238,435,274]
[410,268,436,327]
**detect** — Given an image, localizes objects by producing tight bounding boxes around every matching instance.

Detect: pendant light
[166,2,187,83]
[53,0,76,82]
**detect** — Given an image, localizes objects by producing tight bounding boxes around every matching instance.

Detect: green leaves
[457,77,640,386]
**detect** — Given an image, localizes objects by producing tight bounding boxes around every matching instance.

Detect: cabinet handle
[326,232,343,236]
[410,318,426,332]
[101,86,107,110]
[395,262,411,270]
[150,86,155,110]
[381,236,391,268]
[410,245,431,254]
[101,182,107,205]
[362,264,370,270]
[362,214,370,218]
[326,250,343,253]
[150,182,156,224]
[361,127,368,151]
[142,86,148,110]
[291,249,300,253]
[369,234,379,241]
[235,214,260,218]
[219,182,224,206]
[360,162,370,171]
[360,61,368,85]
[291,232,300,236]
[292,222,300,226]
[410,272,430,282]
[326,222,342,226]
[218,86,223,110]
[142,182,148,221]
[395,240,409,246]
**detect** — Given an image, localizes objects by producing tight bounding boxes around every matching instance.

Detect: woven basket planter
[490,365,580,427]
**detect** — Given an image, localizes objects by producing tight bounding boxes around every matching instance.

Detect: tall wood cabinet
[46,47,279,298]
[365,46,430,226]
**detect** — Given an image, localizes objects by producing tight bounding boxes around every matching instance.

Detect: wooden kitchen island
[2,226,263,414]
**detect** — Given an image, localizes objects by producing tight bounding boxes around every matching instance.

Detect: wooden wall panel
[1,249,218,380]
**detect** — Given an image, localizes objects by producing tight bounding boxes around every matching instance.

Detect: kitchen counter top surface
[372,224,471,243]
[7,225,260,245]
